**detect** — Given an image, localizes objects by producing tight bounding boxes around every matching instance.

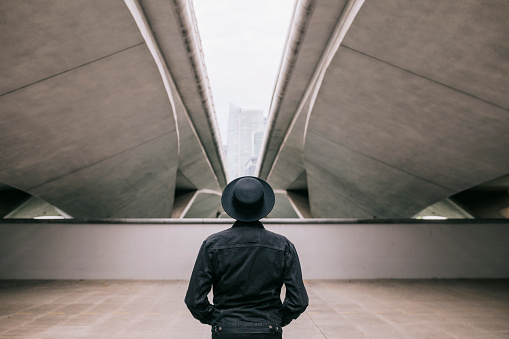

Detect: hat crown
[221,176,274,222]
[232,178,264,211]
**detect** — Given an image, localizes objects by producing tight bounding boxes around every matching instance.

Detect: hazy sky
[192,0,295,144]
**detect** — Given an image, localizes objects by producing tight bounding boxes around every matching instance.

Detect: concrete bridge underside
[259,0,509,219]
[0,0,227,218]
[1,0,508,220]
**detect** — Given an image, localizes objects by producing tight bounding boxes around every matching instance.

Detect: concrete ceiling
[2,0,508,220]
[258,0,509,218]
[0,0,226,218]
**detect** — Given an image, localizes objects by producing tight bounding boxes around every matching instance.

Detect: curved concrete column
[259,0,509,218]
[257,0,318,180]
[140,0,227,188]
[0,0,226,218]
[0,0,180,217]
[173,189,222,219]
[303,0,509,217]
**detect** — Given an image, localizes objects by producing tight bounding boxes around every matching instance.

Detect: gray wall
[0,220,508,280]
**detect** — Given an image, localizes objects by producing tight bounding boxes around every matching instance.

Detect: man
[185,176,308,338]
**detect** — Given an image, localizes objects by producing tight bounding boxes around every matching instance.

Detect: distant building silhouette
[226,103,265,179]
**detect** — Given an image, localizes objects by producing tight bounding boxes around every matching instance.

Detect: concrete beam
[259,0,509,218]
[0,0,226,218]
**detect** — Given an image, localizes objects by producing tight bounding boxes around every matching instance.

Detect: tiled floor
[0,279,508,338]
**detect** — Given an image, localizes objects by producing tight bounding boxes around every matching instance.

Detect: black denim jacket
[185,221,308,334]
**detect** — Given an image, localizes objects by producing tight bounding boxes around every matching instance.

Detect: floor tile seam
[2,311,69,335]
[304,311,328,338]
[309,287,366,315]
[305,291,342,314]
[23,294,94,314]
[70,299,113,316]
[5,311,165,316]
[353,314,414,339]
[56,302,123,328]
[351,321,407,339]
[86,288,149,314]
[67,312,125,335]
[109,312,158,338]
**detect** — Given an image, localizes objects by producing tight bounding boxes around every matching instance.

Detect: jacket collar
[232,220,265,229]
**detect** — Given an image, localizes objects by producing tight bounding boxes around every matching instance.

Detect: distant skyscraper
[226,103,265,179]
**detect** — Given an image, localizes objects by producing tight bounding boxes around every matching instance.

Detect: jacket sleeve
[184,241,216,325]
[281,242,309,326]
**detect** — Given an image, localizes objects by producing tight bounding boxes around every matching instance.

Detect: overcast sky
[192,0,295,144]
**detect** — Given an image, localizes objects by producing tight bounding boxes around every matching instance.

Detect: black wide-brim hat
[221,176,275,222]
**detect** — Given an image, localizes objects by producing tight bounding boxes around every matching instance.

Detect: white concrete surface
[0,0,226,219]
[258,0,509,218]
[0,220,507,280]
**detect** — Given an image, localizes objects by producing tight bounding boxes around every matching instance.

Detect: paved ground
[0,280,508,338]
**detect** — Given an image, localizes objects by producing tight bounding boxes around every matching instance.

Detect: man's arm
[281,242,309,326]
[184,241,216,325]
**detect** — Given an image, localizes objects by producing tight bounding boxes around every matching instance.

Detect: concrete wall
[0,220,508,280]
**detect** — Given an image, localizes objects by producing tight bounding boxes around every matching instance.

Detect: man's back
[185,177,308,337]
[185,221,308,336]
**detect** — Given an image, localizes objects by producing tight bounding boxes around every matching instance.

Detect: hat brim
[221,176,275,222]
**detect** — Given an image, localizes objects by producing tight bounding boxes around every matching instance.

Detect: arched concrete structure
[258,0,509,218]
[0,0,227,218]
[2,0,508,220]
